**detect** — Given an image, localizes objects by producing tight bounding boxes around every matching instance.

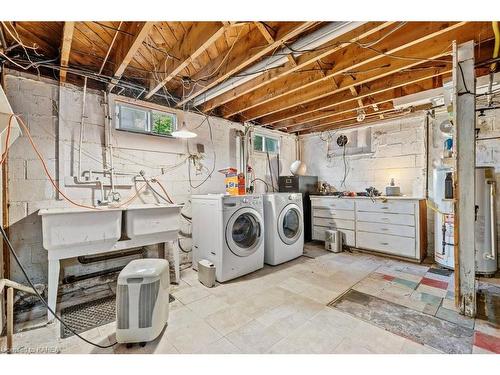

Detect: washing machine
[191,194,265,282]
[263,193,304,265]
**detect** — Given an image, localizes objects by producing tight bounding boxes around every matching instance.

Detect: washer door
[226,207,263,257]
[278,203,303,245]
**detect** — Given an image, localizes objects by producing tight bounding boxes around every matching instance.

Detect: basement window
[253,134,280,154]
[116,103,176,137]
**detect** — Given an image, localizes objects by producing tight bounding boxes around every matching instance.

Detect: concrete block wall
[300,115,427,197]
[3,70,297,285]
[301,110,500,259]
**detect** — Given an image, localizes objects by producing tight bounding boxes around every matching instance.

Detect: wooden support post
[453,40,476,317]
[6,286,13,353]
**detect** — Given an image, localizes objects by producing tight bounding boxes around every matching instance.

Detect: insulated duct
[191,21,364,107]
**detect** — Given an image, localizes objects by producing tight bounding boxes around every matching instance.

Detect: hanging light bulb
[172,111,197,139]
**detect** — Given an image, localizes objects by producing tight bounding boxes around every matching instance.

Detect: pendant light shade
[172,121,197,138]
[172,111,197,138]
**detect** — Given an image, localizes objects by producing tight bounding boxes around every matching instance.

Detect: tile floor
[1,244,499,354]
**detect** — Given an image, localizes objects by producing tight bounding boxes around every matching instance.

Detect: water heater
[433,166,497,275]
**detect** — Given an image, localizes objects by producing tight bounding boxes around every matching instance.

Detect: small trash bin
[198,259,216,288]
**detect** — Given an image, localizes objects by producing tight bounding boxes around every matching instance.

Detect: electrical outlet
[196,143,205,153]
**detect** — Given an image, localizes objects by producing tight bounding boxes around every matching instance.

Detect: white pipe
[191,22,364,107]
[487,181,497,260]
[74,78,107,204]
[103,91,117,200]
[78,76,87,180]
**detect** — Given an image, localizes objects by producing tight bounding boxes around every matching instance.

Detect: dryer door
[278,203,303,245]
[226,207,264,257]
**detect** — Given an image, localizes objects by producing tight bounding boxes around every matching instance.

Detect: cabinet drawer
[356,232,417,258]
[356,200,415,215]
[313,226,355,246]
[313,208,354,220]
[356,211,415,226]
[356,221,415,238]
[313,217,355,230]
[311,198,355,210]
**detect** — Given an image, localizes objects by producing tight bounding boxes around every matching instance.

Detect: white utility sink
[38,207,122,252]
[123,204,183,240]
[38,203,183,321]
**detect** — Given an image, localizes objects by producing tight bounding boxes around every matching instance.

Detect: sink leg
[47,259,60,322]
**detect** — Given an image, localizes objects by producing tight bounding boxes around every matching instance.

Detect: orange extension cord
[1,113,150,210]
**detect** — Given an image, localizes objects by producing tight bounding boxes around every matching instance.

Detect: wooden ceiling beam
[254,22,494,125]
[175,21,318,108]
[235,22,472,121]
[108,21,155,92]
[287,75,449,133]
[298,108,418,135]
[289,75,451,133]
[271,63,451,130]
[145,22,228,100]
[59,22,75,83]
[199,21,393,113]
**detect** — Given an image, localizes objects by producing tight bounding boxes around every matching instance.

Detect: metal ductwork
[191,21,365,107]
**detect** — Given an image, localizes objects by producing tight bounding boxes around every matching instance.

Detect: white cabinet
[310,197,356,247]
[310,196,426,261]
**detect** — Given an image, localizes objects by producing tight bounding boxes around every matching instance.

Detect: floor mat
[329,289,474,354]
[60,295,116,339]
[60,294,175,339]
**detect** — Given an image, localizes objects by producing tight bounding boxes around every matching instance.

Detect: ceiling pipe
[190,21,365,107]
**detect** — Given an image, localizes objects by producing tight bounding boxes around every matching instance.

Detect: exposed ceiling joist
[199,22,393,113]
[175,21,317,108]
[59,22,75,83]
[290,75,448,133]
[236,22,468,121]
[299,108,418,135]
[108,21,155,92]
[253,22,494,127]
[145,22,228,100]
[272,64,451,130]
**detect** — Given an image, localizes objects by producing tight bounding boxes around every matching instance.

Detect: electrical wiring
[186,115,217,190]
[250,178,270,192]
[1,114,100,210]
[2,21,42,76]
[177,238,192,254]
[0,21,39,51]
[340,142,349,189]
[0,224,118,349]
[193,25,244,83]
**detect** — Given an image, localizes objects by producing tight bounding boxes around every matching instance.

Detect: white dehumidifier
[116,259,170,345]
[325,229,342,253]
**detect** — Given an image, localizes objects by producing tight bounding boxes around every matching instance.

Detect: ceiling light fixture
[356,109,366,122]
[172,121,197,138]
[173,85,198,139]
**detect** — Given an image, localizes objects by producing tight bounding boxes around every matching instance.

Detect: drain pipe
[103,91,119,202]
[73,76,107,204]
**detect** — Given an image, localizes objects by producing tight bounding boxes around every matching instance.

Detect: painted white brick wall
[300,115,427,197]
[301,110,500,260]
[4,71,297,285]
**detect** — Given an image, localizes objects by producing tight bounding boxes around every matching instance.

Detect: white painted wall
[300,115,426,197]
[3,70,297,285]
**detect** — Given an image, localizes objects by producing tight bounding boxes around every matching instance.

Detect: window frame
[115,102,177,138]
[253,133,280,154]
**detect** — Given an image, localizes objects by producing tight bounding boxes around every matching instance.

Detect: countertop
[310,195,425,201]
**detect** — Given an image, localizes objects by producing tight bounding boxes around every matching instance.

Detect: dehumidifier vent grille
[139,280,160,328]
[116,284,129,329]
